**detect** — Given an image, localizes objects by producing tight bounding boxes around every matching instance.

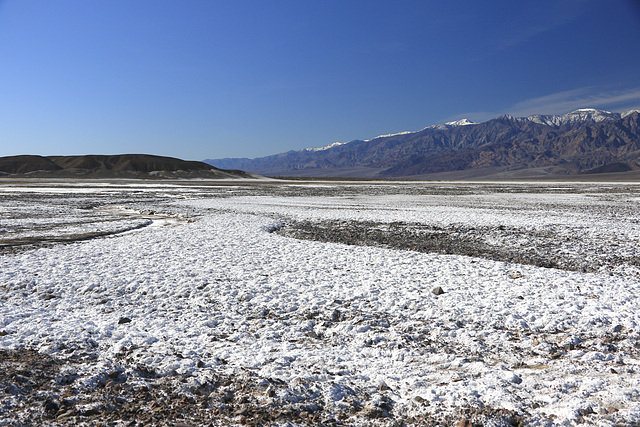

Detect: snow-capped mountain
[305,118,477,151]
[300,109,625,153]
[525,108,621,128]
[428,118,477,130]
[622,109,640,118]
[306,141,348,152]
[205,108,640,179]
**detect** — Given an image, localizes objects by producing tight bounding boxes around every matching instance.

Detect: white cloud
[445,86,640,125]
[509,87,640,116]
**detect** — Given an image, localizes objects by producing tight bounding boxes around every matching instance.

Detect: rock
[361,406,386,419]
[108,370,124,380]
[43,399,60,413]
[578,406,595,416]
[457,420,472,427]
[81,406,102,416]
[56,409,75,419]
[118,317,132,324]
[377,381,391,391]
[432,287,445,295]
[221,390,235,403]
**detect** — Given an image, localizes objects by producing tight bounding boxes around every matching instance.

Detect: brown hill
[0,155,62,174]
[0,154,255,179]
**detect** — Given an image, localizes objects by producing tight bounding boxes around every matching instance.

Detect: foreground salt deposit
[1,180,640,425]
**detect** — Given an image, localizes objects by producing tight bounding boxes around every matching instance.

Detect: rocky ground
[273,219,640,275]
[0,348,339,426]
[1,347,524,426]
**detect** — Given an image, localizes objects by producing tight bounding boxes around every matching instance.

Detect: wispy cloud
[509,87,640,116]
[494,0,595,51]
[447,86,640,125]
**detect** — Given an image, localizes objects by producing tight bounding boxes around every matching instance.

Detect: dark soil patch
[0,349,525,426]
[273,219,639,273]
[0,349,341,426]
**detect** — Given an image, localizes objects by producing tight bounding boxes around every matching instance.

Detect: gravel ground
[0,349,344,426]
[274,219,640,275]
[0,349,523,426]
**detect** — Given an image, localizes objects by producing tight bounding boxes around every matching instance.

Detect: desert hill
[0,154,255,179]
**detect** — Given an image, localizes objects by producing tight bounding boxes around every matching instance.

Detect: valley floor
[2,179,640,426]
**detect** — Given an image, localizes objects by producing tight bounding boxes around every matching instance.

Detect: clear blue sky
[2,0,640,161]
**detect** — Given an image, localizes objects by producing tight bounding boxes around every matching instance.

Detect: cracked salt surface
[2,180,640,425]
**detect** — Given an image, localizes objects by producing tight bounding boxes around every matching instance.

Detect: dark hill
[0,154,256,179]
[0,155,62,174]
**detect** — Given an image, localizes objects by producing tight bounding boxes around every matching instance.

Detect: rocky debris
[0,348,538,426]
[432,286,445,295]
[118,317,132,325]
[0,349,342,426]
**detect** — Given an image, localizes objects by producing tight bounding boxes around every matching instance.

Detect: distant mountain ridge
[206,108,640,179]
[0,154,255,179]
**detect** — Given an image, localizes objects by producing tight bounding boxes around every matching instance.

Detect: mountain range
[206,109,640,180]
[0,154,255,179]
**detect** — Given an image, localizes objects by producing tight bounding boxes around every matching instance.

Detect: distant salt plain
[1,179,640,425]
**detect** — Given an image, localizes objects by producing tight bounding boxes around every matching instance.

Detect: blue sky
[1,0,640,161]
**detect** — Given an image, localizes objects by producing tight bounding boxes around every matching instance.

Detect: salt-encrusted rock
[377,381,391,391]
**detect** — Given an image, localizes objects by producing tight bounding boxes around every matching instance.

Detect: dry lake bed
[2,179,640,426]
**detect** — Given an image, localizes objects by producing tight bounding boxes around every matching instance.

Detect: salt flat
[1,180,640,425]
